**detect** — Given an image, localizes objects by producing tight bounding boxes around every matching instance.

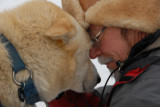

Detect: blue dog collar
[0,34,41,105]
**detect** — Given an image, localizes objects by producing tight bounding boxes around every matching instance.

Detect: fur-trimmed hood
[85,0,160,33]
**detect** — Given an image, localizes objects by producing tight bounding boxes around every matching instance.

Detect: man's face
[88,25,131,70]
[79,0,131,70]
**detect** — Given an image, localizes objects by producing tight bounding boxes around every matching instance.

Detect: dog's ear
[45,18,76,44]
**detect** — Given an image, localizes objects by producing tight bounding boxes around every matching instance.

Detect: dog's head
[1,1,100,102]
[43,11,99,101]
[43,6,100,102]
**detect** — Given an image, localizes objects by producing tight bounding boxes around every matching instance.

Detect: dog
[0,0,99,106]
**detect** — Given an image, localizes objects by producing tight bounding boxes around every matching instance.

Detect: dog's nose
[97,76,101,84]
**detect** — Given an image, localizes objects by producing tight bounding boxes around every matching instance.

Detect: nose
[97,76,101,84]
[89,46,101,59]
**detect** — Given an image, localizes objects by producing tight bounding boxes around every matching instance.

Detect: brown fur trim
[85,0,160,33]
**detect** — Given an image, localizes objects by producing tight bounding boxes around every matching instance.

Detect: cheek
[99,37,130,61]
[114,41,131,61]
[98,38,116,55]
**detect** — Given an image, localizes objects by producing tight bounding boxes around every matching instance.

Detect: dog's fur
[0,0,99,106]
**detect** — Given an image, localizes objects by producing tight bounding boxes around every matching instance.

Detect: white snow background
[0,0,115,106]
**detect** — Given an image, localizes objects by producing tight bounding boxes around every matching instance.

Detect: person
[49,0,160,107]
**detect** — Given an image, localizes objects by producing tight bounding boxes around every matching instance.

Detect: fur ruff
[85,0,160,33]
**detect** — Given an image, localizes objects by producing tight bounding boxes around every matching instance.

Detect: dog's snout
[97,76,101,84]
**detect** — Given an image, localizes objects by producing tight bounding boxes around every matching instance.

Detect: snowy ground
[0,0,115,88]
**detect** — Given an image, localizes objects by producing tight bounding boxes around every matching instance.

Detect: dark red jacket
[49,90,104,107]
